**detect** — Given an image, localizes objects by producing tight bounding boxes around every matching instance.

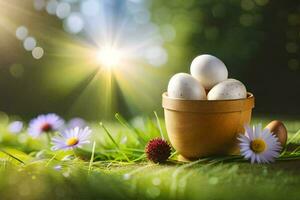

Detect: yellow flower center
[66,137,79,146]
[250,139,267,153]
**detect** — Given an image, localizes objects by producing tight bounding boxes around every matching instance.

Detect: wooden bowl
[162,92,255,160]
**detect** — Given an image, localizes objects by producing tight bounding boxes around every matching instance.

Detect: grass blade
[115,113,146,144]
[100,122,119,149]
[88,141,96,174]
[154,111,164,139]
[0,149,25,165]
[45,152,59,167]
[100,122,131,162]
[288,129,300,144]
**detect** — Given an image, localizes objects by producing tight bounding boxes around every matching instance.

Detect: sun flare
[96,46,123,69]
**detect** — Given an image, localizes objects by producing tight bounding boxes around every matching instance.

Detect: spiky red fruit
[145,138,171,163]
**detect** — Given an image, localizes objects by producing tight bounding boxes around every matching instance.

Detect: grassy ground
[0,114,299,200]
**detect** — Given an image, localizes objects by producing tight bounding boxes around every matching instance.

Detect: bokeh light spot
[46,0,58,15]
[152,177,161,186]
[123,173,131,180]
[23,37,37,51]
[16,26,28,40]
[64,13,84,34]
[56,2,71,19]
[208,177,219,185]
[145,46,168,67]
[32,47,44,59]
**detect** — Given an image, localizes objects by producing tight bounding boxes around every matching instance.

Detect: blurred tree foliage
[152,0,300,116]
[0,0,299,120]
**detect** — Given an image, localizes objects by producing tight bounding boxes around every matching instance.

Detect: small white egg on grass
[190,54,228,90]
[207,79,247,100]
[167,73,206,100]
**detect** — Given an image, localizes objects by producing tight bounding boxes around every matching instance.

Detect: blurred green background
[0,0,299,120]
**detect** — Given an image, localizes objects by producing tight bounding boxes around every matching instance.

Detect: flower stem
[73,149,78,159]
[46,133,51,144]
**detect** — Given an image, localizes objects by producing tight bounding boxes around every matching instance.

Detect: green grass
[0,114,300,200]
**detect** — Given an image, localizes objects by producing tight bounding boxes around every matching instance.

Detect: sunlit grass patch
[0,115,299,199]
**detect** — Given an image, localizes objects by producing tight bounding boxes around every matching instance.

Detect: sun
[96,46,123,69]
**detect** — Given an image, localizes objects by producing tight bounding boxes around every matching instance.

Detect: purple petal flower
[67,117,87,129]
[28,113,64,137]
[8,121,23,134]
[51,127,91,151]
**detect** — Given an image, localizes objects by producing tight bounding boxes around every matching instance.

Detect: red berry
[145,138,171,163]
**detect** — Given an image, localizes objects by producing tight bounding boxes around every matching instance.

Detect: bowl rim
[163,92,254,102]
[162,92,255,113]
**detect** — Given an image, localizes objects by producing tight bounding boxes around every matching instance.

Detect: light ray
[1,0,169,119]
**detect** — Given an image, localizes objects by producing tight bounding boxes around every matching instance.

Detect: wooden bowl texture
[162,92,255,160]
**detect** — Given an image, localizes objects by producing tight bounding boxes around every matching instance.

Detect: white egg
[167,73,206,100]
[207,79,247,100]
[190,54,228,89]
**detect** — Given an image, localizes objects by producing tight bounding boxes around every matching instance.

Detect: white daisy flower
[238,124,282,164]
[51,127,91,151]
[28,113,64,137]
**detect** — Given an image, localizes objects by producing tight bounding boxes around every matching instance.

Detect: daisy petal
[238,124,281,164]
[51,126,92,151]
